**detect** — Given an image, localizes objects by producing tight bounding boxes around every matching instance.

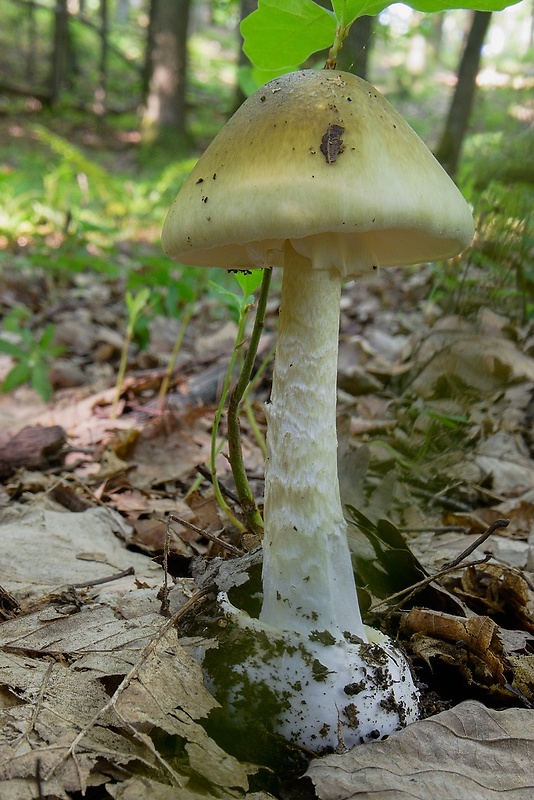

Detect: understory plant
[0,309,64,401]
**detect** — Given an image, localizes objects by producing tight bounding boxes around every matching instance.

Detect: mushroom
[162,69,474,752]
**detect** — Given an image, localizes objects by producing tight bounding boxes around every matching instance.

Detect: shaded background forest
[0,0,533,404]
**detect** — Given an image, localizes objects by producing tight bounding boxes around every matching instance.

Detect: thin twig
[399,525,469,534]
[160,516,172,616]
[168,514,243,556]
[369,555,492,615]
[370,518,510,615]
[196,464,241,505]
[71,567,135,588]
[443,517,509,569]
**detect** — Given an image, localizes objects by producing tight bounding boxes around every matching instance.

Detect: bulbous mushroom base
[203,594,420,754]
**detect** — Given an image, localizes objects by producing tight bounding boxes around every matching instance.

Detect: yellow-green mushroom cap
[162,69,474,279]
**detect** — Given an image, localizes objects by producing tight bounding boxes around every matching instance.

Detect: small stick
[370,517,510,615]
[71,567,135,588]
[443,517,509,569]
[369,555,492,615]
[160,516,172,616]
[196,464,241,505]
[168,514,243,556]
[399,525,468,534]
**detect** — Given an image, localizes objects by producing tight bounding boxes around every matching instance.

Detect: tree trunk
[436,11,492,177]
[26,1,37,84]
[428,12,446,64]
[94,0,109,115]
[142,0,191,142]
[336,15,373,80]
[49,0,70,106]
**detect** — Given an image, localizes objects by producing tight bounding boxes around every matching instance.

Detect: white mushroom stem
[261,241,365,641]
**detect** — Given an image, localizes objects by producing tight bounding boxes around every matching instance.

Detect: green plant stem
[242,342,276,458]
[157,302,195,413]
[227,267,272,535]
[244,396,267,459]
[242,341,275,404]
[112,327,132,419]
[210,313,250,534]
[326,1,349,69]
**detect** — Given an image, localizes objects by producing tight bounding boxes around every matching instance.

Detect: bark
[94,0,109,115]
[142,0,192,141]
[49,0,69,106]
[26,0,37,84]
[436,11,492,177]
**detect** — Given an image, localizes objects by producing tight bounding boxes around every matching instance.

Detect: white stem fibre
[261,243,365,640]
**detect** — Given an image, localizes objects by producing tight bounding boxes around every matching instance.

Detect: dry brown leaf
[307,700,534,800]
[461,563,534,633]
[0,604,161,658]
[115,627,249,792]
[402,609,510,690]
[0,652,147,798]
[106,776,199,799]
[0,507,162,601]
[472,430,534,494]
[411,331,534,399]
[401,608,534,704]
[0,619,250,798]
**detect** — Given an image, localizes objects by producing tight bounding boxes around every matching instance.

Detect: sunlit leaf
[334,0,521,19]
[209,280,243,322]
[125,289,151,323]
[405,0,520,9]
[241,0,335,71]
[242,0,522,73]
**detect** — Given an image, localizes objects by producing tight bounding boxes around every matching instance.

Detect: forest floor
[0,109,533,798]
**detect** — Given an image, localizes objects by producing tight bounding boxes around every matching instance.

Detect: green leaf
[2,362,32,394]
[3,307,31,332]
[209,280,243,321]
[241,0,336,72]
[404,0,520,10]
[38,324,57,352]
[0,338,28,359]
[242,0,522,74]
[31,361,53,402]
[126,289,151,325]
[330,1,368,23]
[346,506,472,620]
[232,270,264,301]
[133,314,151,351]
[338,0,522,19]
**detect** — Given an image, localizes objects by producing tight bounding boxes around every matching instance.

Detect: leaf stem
[326,0,349,69]
[227,267,272,534]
